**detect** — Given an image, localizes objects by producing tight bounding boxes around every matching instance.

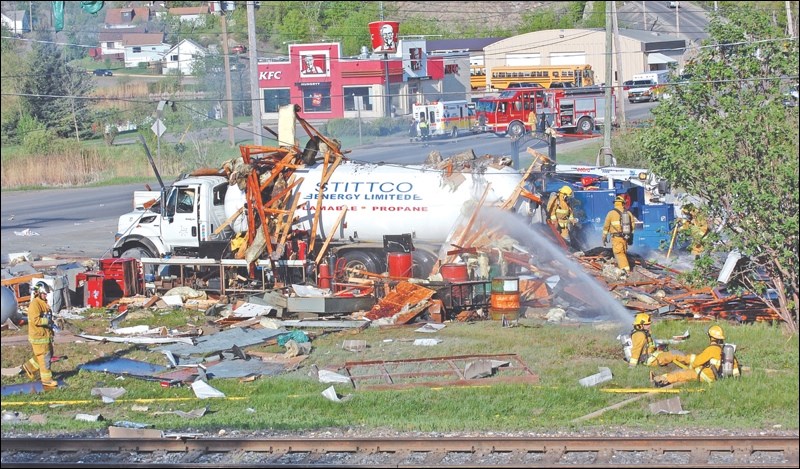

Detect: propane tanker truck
[111,105,535,286]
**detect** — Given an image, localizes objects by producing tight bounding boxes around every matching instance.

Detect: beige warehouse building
[482,28,686,87]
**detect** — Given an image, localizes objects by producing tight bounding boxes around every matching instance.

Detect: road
[0,102,657,262]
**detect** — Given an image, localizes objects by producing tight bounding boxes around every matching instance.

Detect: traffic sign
[151,119,166,138]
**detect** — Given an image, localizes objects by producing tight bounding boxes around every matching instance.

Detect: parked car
[231,44,247,54]
[93,69,113,76]
[548,82,575,89]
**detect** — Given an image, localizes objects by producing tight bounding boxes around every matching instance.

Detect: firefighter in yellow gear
[22,285,58,388]
[602,195,638,276]
[651,325,741,387]
[679,203,709,256]
[547,185,577,242]
[628,313,683,367]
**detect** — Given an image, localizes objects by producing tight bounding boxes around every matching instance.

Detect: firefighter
[679,203,709,256]
[22,285,59,388]
[418,116,429,141]
[651,325,741,387]
[547,185,577,242]
[627,313,683,367]
[602,195,637,277]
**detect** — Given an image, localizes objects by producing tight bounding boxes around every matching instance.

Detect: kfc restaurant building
[256,40,469,121]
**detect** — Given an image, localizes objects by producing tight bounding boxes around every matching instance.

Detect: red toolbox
[77,272,105,308]
[99,258,139,297]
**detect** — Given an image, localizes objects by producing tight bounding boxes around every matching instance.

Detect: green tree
[639,9,799,332]
[19,33,95,140]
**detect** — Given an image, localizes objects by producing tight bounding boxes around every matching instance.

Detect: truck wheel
[577,117,594,135]
[338,251,383,277]
[507,121,525,138]
[412,250,438,279]
[121,246,156,277]
[450,127,458,138]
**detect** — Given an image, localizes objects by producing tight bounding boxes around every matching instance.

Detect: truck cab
[112,176,230,260]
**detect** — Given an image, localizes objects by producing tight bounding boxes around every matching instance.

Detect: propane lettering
[371,206,427,211]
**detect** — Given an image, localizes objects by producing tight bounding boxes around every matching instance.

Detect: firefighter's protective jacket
[686,343,741,383]
[27,296,54,345]
[547,194,575,229]
[629,329,656,365]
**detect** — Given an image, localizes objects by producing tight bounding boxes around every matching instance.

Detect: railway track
[2,436,798,467]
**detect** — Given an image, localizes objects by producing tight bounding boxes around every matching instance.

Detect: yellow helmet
[559,186,573,197]
[707,325,725,341]
[633,313,651,327]
[614,195,625,205]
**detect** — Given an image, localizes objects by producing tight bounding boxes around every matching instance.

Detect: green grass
[2,316,797,435]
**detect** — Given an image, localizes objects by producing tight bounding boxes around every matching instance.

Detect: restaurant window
[343,86,373,111]
[264,88,291,113]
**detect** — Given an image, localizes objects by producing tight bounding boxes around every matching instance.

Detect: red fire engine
[474,86,615,137]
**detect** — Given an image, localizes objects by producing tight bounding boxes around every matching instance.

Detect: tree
[19,34,95,140]
[639,8,799,332]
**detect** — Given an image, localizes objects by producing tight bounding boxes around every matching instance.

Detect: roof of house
[99,26,148,42]
[122,33,166,47]
[167,39,208,54]
[426,37,505,53]
[168,6,209,16]
[2,10,27,22]
[104,7,150,25]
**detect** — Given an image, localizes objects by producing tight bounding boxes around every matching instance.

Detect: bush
[22,127,58,156]
[325,117,406,138]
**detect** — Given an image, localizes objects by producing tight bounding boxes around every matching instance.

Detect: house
[163,39,207,75]
[1,10,30,34]
[122,33,169,68]
[104,7,150,29]
[168,6,209,25]
[98,26,148,61]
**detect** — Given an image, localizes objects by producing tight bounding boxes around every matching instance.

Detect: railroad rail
[1,435,798,467]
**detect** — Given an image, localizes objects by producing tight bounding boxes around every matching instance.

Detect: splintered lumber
[500,153,539,210]
[433,183,492,275]
[314,207,348,265]
[213,206,245,236]
[278,190,303,246]
[308,153,343,252]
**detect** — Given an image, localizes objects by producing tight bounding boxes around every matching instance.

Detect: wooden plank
[314,207,348,265]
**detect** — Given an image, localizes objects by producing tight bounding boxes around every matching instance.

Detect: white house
[168,6,209,25]
[98,26,147,61]
[122,33,170,68]
[163,39,208,75]
[1,10,30,34]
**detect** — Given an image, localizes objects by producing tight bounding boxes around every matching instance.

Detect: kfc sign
[369,21,399,54]
[259,71,282,80]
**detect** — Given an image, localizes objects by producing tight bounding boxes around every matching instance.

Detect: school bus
[489,64,595,90]
[470,65,487,90]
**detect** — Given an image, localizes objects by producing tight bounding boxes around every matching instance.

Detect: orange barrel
[489,276,520,320]
[440,263,469,282]
[387,252,413,277]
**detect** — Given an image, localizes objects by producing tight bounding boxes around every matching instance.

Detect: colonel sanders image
[380,23,396,51]
[301,55,323,75]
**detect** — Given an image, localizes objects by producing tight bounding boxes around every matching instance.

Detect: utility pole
[787,1,795,37]
[612,0,626,131]
[220,12,235,147]
[676,2,680,37]
[247,1,262,145]
[642,1,646,30]
[601,1,614,166]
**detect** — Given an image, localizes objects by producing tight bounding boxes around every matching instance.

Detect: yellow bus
[470,64,487,90]
[489,64,595,90]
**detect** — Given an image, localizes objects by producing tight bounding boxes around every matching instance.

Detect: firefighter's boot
[22,360,38,380]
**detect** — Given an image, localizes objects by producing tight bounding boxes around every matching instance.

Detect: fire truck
[474,86,615,137]
[412,100,475,139]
